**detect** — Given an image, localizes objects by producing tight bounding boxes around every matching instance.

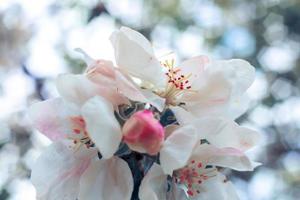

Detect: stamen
[160,58,195,105]
[68,116,94,150]
[174,160,217,197]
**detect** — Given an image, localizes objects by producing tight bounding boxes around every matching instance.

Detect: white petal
[56,74,99,106]
[81,96,122,158]
[191,117,260,151]
[79,157,133,200]
[139,163,168,200]
[170,106,195,125]
[110,27,165,86]
[160,125,198,175]
[207,59,255,96]
[140,89,165,112]
[179,55,209,85]
[115,70,165,111]
[226,59,255,95]
[191,144,260,171]
[180,70,231,118]
[28,98,79,141]
[31,141,94,200]
[193,172,239,200]
[226,94,251,120]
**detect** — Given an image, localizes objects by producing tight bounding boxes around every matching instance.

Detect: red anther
[186,86,192,89]
[198,180,202,184]
[185,80,189,83]
[187,190,194,196]
[197,162,202,168]
[191,160,195,164]
[73,129,81,134]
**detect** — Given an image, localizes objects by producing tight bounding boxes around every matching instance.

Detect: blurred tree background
[0,0,299,199]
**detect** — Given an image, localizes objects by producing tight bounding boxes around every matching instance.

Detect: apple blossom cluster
[28,27,261,200]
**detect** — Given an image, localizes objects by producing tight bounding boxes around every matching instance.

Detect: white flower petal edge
[28,98,79,141]
[81,96,122,159]
[110,26,166,87]
[31,141,95,200]
[191,117,261,151]
[191,144,261,171]
[79,157,133,200]
[139,163,168,200]
[160,125,198,175]
[56,73,128,107]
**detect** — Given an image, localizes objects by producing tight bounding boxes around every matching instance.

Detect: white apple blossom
[28,95,134,200]
[110,27,255,119]
[28,26,261,200]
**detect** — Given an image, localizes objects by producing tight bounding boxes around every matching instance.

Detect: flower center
[160,59,193,105]
[68,116,94,150]
[174,160,217,197]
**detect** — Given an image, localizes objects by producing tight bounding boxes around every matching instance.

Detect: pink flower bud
[122,110,164,155]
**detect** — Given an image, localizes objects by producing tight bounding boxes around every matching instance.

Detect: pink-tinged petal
[160,125,198,175]
[28,98,79,141]
[56,74,129,108]
[110,26,166,87]
[139,163,168,200]
[81,96,122,159]
[193,172,240,200]
[31,141,95,200]
[191,144,260,171]
[79,157,133,200]
[192,117,261,151]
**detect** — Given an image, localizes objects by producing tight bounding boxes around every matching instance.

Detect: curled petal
[79,157,133,200]
[160,125,198,175]
[28,98,79,141]
[139,163,168,200]
[81,96,122,158]
[110,26,166,87]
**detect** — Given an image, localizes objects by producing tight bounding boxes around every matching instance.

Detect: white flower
[138,115,260,199]
[28,96,134,200]
[159,115,261,175]
[110,27,255,118]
